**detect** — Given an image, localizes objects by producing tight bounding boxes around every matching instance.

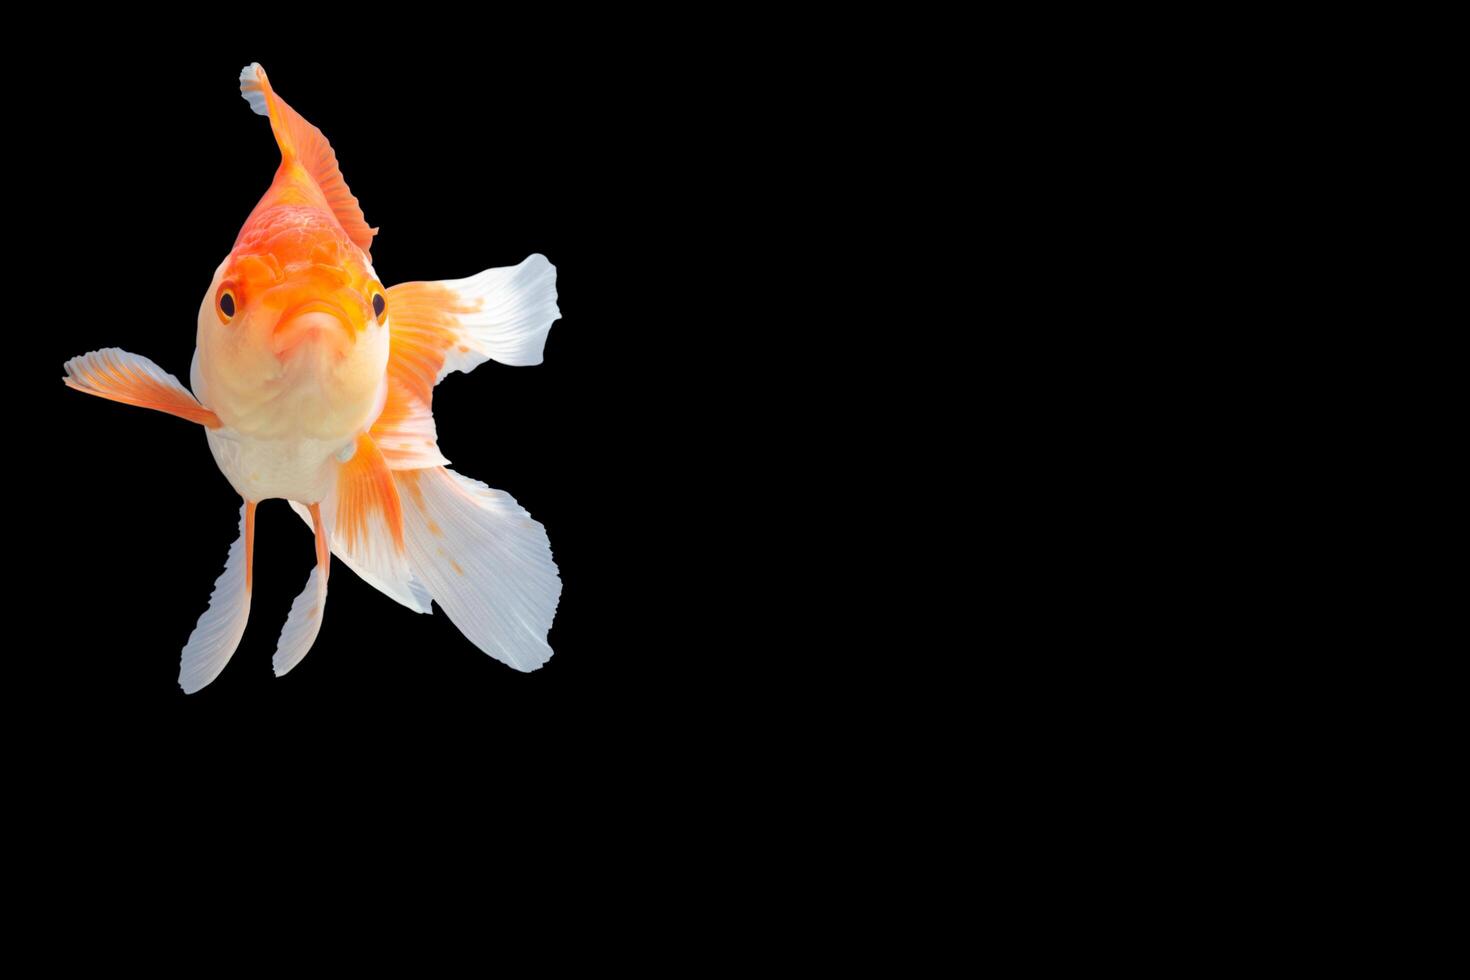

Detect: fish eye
[372,290,387,323]
[216,284,238,324]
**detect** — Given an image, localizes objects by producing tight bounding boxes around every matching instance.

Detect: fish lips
[271,302,354,358]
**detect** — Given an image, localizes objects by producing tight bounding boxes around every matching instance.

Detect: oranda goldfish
[63,63,562,693]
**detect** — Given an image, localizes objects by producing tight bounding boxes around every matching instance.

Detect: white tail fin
[338,254,562,666]
[395,467,561,671]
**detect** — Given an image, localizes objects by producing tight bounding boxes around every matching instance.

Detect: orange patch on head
[234,207,347,269]
[450,559,464,576]
[228,205,379,343]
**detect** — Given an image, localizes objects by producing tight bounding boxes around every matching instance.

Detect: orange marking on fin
[244,64,378,257]
[382,281,483,405]
[244,500,257,592]
[63,350,221,427]
[334,434,405,554]
[369,377,442,469]
[396,468,428,512]
[309,501,330,583]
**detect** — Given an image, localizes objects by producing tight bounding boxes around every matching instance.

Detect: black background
[19,42,755,774]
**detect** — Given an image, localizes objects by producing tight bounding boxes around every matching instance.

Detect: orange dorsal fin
[238,63,378,256]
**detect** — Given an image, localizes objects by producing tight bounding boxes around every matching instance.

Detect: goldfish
[62,63,562,693]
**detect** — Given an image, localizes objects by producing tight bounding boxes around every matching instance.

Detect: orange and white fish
[62,63,562,693]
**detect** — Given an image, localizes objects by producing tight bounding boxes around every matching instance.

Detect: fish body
[63,64,562,692]
[194,204,391,502]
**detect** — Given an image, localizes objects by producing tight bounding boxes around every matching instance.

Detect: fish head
[196,209,391,432]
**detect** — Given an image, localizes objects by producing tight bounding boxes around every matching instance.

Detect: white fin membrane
[63,347,214,422]
[274,565,326,677]
[436,253,561,378]
[374,379,451,470]
[397,467,561,672]
[239,63,268,116]
[288,501,433,614]
[179,504,251,694]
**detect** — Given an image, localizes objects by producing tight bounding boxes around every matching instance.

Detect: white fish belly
[206,427,352,503]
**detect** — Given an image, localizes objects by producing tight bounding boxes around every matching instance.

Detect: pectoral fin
[64,348,220,428]
[384,253,560,406]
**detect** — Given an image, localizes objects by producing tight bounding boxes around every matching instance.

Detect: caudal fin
[305,254,562,668]
[395,467,561,671]
[64,348,221,428]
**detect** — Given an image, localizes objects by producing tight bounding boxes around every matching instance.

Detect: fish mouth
[272,301,354,357]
